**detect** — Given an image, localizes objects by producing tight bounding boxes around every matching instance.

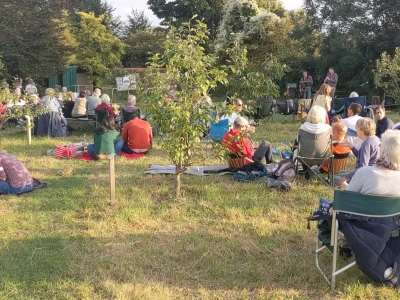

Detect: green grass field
[1,112,400,299]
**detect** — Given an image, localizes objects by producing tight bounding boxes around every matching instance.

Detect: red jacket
[95,103,116,117]
[222,129,254,160]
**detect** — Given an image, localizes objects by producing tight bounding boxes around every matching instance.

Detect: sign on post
[115,75,137,91]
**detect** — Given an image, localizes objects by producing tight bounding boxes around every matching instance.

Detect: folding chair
[293,129,333,187]
[208,119,229,144]
[95,108,109,127]
[254,98,274,123]
[343,96,374,121]
[122,108,141,123]
[329,98,345,118]
[275,99,296,123]
[316,190,400,290]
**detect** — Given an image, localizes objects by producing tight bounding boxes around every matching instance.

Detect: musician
[324,67,338,98]
[299,71,313,99]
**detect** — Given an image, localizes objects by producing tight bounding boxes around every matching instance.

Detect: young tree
[375,48,400,102]
[71,12,125,86]
[142,20,228,198]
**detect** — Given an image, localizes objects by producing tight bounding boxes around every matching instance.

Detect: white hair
[127,94,136,105]
[380,130,400,170]
[349,92,359,98]
[234,116,248,127]
[94,88,101,97]
[307,106,326,124]
[101,94,110,104]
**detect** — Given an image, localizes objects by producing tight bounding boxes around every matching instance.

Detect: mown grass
[1,112,400,299]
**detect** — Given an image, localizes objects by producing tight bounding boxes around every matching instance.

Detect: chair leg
[331,211,338,290]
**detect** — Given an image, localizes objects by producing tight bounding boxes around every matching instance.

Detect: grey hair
[349,92,359,98]
[307,105,326,124]
[127,94,136,104]
[101,94,110,104]
[94,88,101,97]
[380,130,400,170]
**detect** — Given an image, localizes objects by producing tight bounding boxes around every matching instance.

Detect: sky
[110,0,304,25]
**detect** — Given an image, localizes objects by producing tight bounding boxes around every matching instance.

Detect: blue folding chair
[209,119,229,144]
[343,96,374,120]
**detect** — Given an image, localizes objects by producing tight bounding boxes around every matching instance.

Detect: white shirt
[220,112,240,129]
[342,115,363,132]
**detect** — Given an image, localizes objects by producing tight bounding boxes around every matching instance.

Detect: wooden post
[108,153,116,206]
[25,115,31,145]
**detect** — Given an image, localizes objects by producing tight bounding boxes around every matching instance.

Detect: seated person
[220,98,243,129]
[292,106,331,180]
[0,152,33,194]
[86,88,102,120]
[337,118,381,187]
[122,112,152,154]
[375,105,394,138]
[123,95,140,113]
[87,116,123,160]
[222,116,274,165]
[314,121,350,174]
[95,94,117,117]
[342,103,363,150]
[71,90,87,118]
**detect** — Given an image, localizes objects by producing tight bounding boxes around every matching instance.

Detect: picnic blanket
[76,152,145,161]
[144,164,231,176]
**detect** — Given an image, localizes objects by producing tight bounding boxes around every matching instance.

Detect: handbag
[54,144,77,159]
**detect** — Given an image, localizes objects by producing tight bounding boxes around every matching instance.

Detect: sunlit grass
[0,111,400,299]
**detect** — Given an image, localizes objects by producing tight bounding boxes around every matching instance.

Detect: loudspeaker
[286,83,297,100]
[371,96,380,105]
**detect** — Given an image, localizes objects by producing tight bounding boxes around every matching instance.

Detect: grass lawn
[1,112,400,299]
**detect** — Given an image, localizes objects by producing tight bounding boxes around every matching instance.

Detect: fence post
[108,153,116,206]
[25,115,31,145]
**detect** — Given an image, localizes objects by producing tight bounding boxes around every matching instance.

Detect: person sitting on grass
[336,118,381,187]
[86,115,123,160]
[222,116,274,165]
[122,112,152,154]
[0,152,33,195]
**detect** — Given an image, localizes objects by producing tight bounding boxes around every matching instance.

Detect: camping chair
[254,98,274,123]
[95,108,109,127]
[293,129,333,187]
[329,98,345,119]
[316,189,400,290]
[122,108,141,124]
[343,96,374,121]
[276,99,296,123]
[208,119,229,144]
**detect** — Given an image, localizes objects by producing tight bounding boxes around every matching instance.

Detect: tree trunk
[175,171,181,199]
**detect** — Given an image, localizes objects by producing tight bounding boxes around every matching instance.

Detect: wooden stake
[108,153,116,206]
[25,115,31,145]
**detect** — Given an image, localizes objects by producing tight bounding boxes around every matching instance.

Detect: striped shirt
[0,154,33,188]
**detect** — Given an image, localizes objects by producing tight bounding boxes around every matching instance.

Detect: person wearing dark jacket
[375,105,394,138]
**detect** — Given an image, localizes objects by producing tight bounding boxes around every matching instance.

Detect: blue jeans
[304,87,312,99]
[87,139,124,159]
[0,182,33,195]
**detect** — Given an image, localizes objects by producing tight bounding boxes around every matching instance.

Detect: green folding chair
[316,190,400,290]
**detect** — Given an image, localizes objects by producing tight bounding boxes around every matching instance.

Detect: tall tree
[305,0,400,95]
[71,12,125,86]
[123,29,166,68]
[0,0,72,80]
[124,9,151,36]
[147,0,226,39]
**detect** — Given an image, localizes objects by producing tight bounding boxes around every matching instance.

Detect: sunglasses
[237,103,243,106]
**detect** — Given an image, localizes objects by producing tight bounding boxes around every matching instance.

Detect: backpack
[272,158,295,181]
